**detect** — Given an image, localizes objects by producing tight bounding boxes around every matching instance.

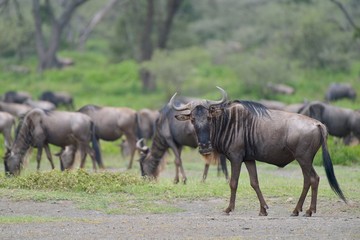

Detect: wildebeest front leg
[169,143,186,184]
[44,144,55,169]
[36,147,43,170]
[225,160,242,214]
[244,160,268,216]
[202,163,210,182]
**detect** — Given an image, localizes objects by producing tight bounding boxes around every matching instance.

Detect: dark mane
[13,112,34,153]
[233,100,270,118]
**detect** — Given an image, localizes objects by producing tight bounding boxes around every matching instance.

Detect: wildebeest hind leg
[244,160,268,216]
[44,144,55,169]
[85,145,98,172]
[305,167,319,217]
[291,162,312,216]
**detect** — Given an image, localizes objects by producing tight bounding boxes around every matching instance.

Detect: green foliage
[288,10,353,71]
[142,47,211,97]
[0,170,144,194]
[313,137,360,166]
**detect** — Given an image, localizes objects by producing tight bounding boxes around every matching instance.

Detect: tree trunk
[139,0,155,92]
[77,0,122,50]
[158,0,183,49]
[32,0,88,72]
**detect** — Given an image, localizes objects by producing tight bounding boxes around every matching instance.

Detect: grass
[0,215,93,224]
[0,148,358,220]
[0,48,360,223]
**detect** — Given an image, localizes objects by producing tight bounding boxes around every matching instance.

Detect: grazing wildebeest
[325,83,356,102]
[120,108,159,158]
[3,108,101,175]
[171,87,346,217]
[300,101,360,144]
[2,91,32,104]
[39,91,74,110]
[0,111,16,148]
[0,102,33,117]
[77,104,138,169]
[135,100,228,184]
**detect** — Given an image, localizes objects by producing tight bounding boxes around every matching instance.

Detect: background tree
[111,0,184,92]
[32,0,88,71]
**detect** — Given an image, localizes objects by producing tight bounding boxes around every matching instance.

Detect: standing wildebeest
[77,104,138,169]
[136,108,160,140]
[39,91,74,110]
[325,83,356,102]
[4,108,101,175]
[300,101,360,144]
[2,91,32,104]
[0,111,16,148]
[136,100,228,184]
[171,87,346,217]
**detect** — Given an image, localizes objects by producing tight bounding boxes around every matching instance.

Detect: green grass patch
[0,160,358,215]
[0,215,92,224]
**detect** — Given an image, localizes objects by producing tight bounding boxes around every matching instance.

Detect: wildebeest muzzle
[198,141,213,155]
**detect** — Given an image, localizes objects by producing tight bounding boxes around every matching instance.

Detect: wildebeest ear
[210,108,223,117]
[175,114,190,121]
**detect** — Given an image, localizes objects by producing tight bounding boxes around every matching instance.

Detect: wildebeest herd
[1,83,354,217]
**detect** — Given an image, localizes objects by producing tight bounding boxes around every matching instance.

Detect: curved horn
[169,92,193,111]
[136,138,148,152]
[206,86,228,106]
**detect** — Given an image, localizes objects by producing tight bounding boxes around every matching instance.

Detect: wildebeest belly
[96,126,123,141]
[249,145,295,168]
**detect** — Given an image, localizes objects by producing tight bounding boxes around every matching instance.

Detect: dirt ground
[0,195,359,240]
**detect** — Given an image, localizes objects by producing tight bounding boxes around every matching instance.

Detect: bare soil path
[0,196,359,240]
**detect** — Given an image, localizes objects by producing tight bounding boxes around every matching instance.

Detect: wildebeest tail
[90,121,104,168]
[319,124,347,203]
[134,112,142,140]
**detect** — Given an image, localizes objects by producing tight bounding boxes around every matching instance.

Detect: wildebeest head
[171,86,228,155]
[136,138,156,178]
[4,148,22,176]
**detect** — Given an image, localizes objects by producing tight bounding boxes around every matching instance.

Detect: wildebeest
[120,108,159,158]
[2,91,32,104]
[0,102,33,117]
[4,108,101,175]
[24,99,56,111]
[136,108,160,140]
[77,104,138,169]
[39,91,74,110]
[257,99,286,111]
[325,83,356,102]
[299,101,360,144]
[171,87,346,217]
[0,111,16,148]
[136,99,228,184]
[267,83,295,95]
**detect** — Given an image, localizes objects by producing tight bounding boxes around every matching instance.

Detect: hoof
[259,211,268,216]
[290,212,299,217]
[304,210,312,217]
[224,207,233,214]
